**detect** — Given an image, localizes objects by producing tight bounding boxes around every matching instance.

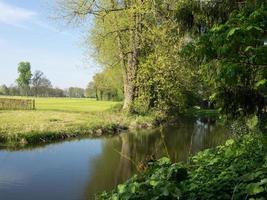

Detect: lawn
[0,97,126,147]
[36,97,119,112]
[0,96,119,112]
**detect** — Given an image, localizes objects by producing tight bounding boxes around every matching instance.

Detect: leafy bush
[97,133,267,199]
[183,133,267,199]
[98,158,187,200]
[186,2,267,118]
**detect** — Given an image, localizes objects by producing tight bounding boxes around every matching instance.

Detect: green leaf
[150,180,158,187]
[225,139,235,146]
[227,28,240,38]
[158,157,171,165]
[118,184,126,194]
[247,184,265,195]
[130,183,138,193]
[245,46,254,52]
[255,79,267,88]
[246,25,263,32]
[212,25,224,32]
[260,178,267,185]
[209,93,217,101]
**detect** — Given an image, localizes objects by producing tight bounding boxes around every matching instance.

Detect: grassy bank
[0,97,157,147]
[99,132,267,199]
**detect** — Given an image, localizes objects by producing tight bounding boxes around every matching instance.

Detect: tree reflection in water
[84,118,230,199]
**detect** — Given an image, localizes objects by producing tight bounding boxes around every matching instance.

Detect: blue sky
[0,0,98,89]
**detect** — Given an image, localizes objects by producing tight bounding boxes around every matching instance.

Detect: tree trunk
[116,34,134,111]
[100,91,103,100]
[123,12,140,111]
[95,88,99,100]
[123,77,135,111]
[111,0,140,112]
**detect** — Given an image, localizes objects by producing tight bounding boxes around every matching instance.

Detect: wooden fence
[0,98,35,110]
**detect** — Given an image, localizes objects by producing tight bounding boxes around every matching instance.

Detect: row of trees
[91,66,123,101]
[0,62,86,98]
[0,84,66,97]
[58,0,266,117]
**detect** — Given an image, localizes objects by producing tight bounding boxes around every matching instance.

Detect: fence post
[33,99,35,110]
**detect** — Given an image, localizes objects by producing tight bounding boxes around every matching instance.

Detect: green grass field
[0,96,127,147]
[0,96,119,112]
[36,98,119,112]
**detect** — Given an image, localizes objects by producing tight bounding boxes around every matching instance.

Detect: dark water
[0,118,230,200]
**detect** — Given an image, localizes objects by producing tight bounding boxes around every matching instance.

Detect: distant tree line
[0,62,86,98]
[66,87,85,98]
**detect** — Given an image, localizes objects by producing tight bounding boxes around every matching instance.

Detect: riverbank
[0,97,217,148]
[0,110,159,148]
[0,97,159,148]
[99,132,267,199]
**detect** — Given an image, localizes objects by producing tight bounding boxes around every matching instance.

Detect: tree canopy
[184,1,267,119]
[56,0,267,117]
[16,62,32,96]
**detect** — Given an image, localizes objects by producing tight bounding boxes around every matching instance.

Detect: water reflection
[0,118,230,200]
[85,118,230,199]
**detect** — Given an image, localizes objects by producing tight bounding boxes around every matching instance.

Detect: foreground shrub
[98,133,267,199]
[99,158,187,200]
[183,133,267,200]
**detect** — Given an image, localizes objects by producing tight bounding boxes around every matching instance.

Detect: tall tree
[56,0,149,111]
[56,0,244,114]
[16,62,32,96]
[31,70,52,96]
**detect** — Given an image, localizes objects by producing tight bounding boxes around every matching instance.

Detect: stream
[0,118,230,200]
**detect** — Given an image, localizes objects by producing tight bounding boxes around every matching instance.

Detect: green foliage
[186,2,267,118]
[133,1,202,115]
[98,133,267,200]
[183,133,267,200]
[0,85,9,95]
[5,69,65,97]
[16,62,32,96]
[58,0,246,113]
[132,0,243,114]
[58,0,264,115]
[2,69,66,97]
[98,157,187,200]
[93,66,124,101]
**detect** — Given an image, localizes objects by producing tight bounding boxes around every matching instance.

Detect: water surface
[0,118,230,200]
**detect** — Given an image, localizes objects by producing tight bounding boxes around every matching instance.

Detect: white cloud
[0,1,36,27]
[0,1,76,35]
